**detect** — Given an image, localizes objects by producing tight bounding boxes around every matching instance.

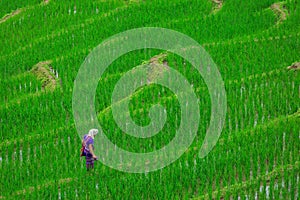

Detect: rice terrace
[0,0,299,199]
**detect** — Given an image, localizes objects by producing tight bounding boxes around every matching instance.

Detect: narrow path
[0,9,22,24]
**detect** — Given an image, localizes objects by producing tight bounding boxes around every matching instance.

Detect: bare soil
[30,61,57,90]
[43,0,50,5]
[211,0,223,13]
[146,53,170,84]
[270,2,288,24]
[287,62,300,71]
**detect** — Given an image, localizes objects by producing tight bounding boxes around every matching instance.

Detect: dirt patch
[287,62,300,71]
[270,2,288,24]
[211,0,223,14]
[30,60,58,91]
[43,0,50,5]
[148,53,168,64]
[0,9,22,24]
[144,53,170,84]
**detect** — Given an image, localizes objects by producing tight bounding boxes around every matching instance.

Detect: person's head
[88,129,98,139]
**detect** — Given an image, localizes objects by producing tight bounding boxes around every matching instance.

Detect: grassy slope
[0,0,299,199]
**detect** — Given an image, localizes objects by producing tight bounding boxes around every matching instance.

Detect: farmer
[82,129,98,170]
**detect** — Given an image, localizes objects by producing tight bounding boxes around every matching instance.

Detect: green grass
[1,0,299,199]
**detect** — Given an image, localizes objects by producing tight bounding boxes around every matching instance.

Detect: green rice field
[0,0,299,199]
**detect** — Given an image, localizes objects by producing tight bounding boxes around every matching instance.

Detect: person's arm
[88,144,97,159]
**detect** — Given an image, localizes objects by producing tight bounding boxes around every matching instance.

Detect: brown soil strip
[270,2,288,24]
[287,62,300,71]
[30,60,57,91]
[43,0,50,5]
[0,9,22,24]
[211,0,223,14]
[146,53,170,84]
